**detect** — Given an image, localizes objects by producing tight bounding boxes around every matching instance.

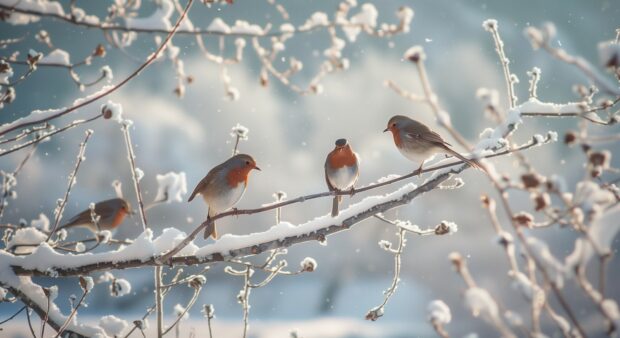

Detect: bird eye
[246,161,251,165]
[392,123,396,127]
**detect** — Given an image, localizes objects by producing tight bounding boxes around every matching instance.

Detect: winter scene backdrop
[0,0,619,337]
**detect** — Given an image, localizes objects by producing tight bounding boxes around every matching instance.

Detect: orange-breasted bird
[384,115,480,174]
[325,138,359,217]
[188,154,260,239]
[60,198,132,232]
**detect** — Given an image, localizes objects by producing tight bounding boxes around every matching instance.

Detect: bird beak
[383,127,389,133]
[254,165,261,171]
[128,209,137,216]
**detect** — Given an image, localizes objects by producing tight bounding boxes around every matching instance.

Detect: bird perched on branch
[384,115,480,174]
[188,154,261,239]
[325,138,360,217]
[60,198,132,232]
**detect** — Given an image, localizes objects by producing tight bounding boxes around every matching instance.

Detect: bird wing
[61,200,117,228]
[188,164,224,201]
[324,158,336,192]
[404,124,452,148]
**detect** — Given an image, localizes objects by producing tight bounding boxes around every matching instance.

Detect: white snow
[30,213,50,231]
[101,100,124,123]
[482,19,498,32]
[174,303,189,320]
[111,278,131,297]
[75,242,86,253]
[40,49,71,66]
[300,257,317,272]
[135,168,145,182]
[230,123,249,140]
[428,300,451,324]
[343,4,378,42]
[396,6,414,33]
[0,0,65,25]
[0,61,13,85]
[231,20,264,35]
[300,12,329,30]
[125,0,173,30]
[101,65,114,83]
[464,287,501,325]
[403,45,426,61]
[0,84,114,136]
[7,227,47,254]
[81,276,94,292]
[99,315,128,336]
[155,171,187,203]
[208,18,231,34]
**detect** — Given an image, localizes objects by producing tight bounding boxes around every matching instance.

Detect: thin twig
[48,130,93,240]
[121,124,147,230]
[53,289,89,338]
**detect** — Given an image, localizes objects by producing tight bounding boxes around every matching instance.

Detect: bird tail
[331,195,342,217]
[204,208,218,239]
[446,148,483,170]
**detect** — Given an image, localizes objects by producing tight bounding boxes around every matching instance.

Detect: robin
[59,198,132,232]
[325,138,360,217]
[384,115,480,174]
[188,154,261,239]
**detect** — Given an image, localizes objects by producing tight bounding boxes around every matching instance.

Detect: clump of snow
[110,278,131,297]
[231,20,264,35]
[404,45,426,62]
[300,12,329,30]
[464,287,500,324]
[0,60,14,85]
[125,0,173,30]
[40,49,71,66]
[428,300,451,324]
[101,100,124,123]
[0,287,7,301]
[134,168,145,182]
[482,19,498,32]
[397,6,414,33]
[300,257,317,272]
[99,315,128,337]
[155,172,187,203]
[2,0,65,25]
[378,239,392,251]
[75,242,86,253]
[80,276,94,292]
[7,227,47,254]
[343,4,378,42]
[31,213,50,231]
[101,65,113,83]
[230,123,249,140]
[208,18,231,33]
[174,304,189,320]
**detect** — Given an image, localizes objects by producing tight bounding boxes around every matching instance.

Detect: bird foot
[349,187,356,196]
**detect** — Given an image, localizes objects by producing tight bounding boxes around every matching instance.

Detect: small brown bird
[60,198,132,232]
[325,139,360,217]
[188,154,260,239]
[384,115,480,173]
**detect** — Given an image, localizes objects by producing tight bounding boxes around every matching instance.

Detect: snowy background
[1,0,619,337]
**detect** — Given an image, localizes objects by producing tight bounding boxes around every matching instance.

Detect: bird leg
[416,160,426,177]
[349,187,356,196]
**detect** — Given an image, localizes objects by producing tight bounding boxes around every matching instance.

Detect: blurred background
[1,0,619,337]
